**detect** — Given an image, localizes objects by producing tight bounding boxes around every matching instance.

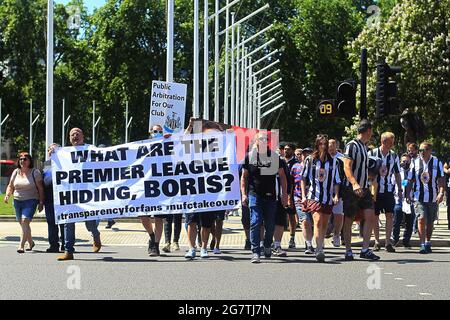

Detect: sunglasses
[257,137,268,141]
[152,130,163,134]
[419,148,430,153]
[19,157,28,161]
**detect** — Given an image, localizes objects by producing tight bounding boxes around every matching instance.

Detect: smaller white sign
[149,80,187,135]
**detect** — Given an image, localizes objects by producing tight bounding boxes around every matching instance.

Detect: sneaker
[288,238,296,249]
[419,246,427,254]
[373,242,381,252]
[185,248,196,260]
[332,235,341,247]
[148,241,158,257]
[345,250,354,261]
[251,253,261,263]
[210,239,216,251]
[46,246,60,253]
[272,246,287,257]
[263,247,272,259]
[244,239,251,251]
[385,244,396,253]
[360,250,380,261]
[105,220,116,229]
[304,245,315,255]
[213,248,221,254]
[200,248,209,258]
[425,243,432,253]
[162,242,171,253]
[172,242,180,251]
[316,251,325,263]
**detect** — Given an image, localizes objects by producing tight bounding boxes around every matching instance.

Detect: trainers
[360,250,380,261]
[172,242,180,251]
[305,245,315,255]
[425,243,432,253]
[385,244,396,253]
[251,253,260,263]
[288,238,296,249]
[419,245,427,254]
[105,220,116,229]
[272,246,287,257]
[200,248,209,258]
[210,239,216,251]
[148,239,158,257]
[263,247,272,259]
[46,246,60,253]
[162,242,171,253]
[344,250,354,261]
[316,251,325,263]
[185,248,196,260]
[332,235,341,247]
[373,242,381,252]
[244,239,251,251]
[213,248,221,254]
[403,242,412,249]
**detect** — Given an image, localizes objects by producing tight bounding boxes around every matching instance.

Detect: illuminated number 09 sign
[317,100,335,117]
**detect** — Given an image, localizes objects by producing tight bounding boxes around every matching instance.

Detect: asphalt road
[1,243,449,300]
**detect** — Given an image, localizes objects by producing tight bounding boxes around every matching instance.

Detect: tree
[348,0,450,156]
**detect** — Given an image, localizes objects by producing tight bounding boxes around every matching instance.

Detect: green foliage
[348,0,450,156]
[0,0,448,160]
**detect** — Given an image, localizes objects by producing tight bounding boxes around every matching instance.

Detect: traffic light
[376,60,401,118]
[336,80,356,118]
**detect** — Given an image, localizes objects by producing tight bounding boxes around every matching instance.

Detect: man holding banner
[56,128,102,261]
[241,132,288,264]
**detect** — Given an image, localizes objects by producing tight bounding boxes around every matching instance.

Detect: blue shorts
[295,206,313,224]
[13,199,39,222]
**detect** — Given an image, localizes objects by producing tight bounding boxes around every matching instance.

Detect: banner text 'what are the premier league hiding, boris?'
[51,132,241,224]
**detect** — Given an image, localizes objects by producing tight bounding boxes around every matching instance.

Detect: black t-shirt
[243,149,283,199]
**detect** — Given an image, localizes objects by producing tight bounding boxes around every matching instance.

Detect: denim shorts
[295,206,313,224]
[13,199,39,222]
[414,202,438,224]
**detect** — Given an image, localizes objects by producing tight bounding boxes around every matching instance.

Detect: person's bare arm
[343,157,363,197]
[37,179,45,212]
[241,169,249,207]
[278,168,288,207]
[437,177,445,204]
[395,172,403,201]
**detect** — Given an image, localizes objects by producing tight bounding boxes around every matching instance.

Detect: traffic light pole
[360,48,368,119]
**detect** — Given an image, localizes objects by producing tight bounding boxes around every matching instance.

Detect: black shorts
[375,193,395,215]
[214,210,226,221]
[184,211,215,229]
[275,201,288,227]
[342,186,374,218]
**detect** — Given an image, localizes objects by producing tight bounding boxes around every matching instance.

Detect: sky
[55,0,107,13]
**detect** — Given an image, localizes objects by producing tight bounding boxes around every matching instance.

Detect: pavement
[1,208,449,300]
[1,207,449,249]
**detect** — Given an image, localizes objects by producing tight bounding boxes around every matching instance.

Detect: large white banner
[52,132,240,224]
[149,80,187,135]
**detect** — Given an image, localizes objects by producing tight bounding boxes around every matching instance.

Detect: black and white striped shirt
[344,139,369,189]
[368,147,400,194]
[302,155,341,205]
[407,156,444,203]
